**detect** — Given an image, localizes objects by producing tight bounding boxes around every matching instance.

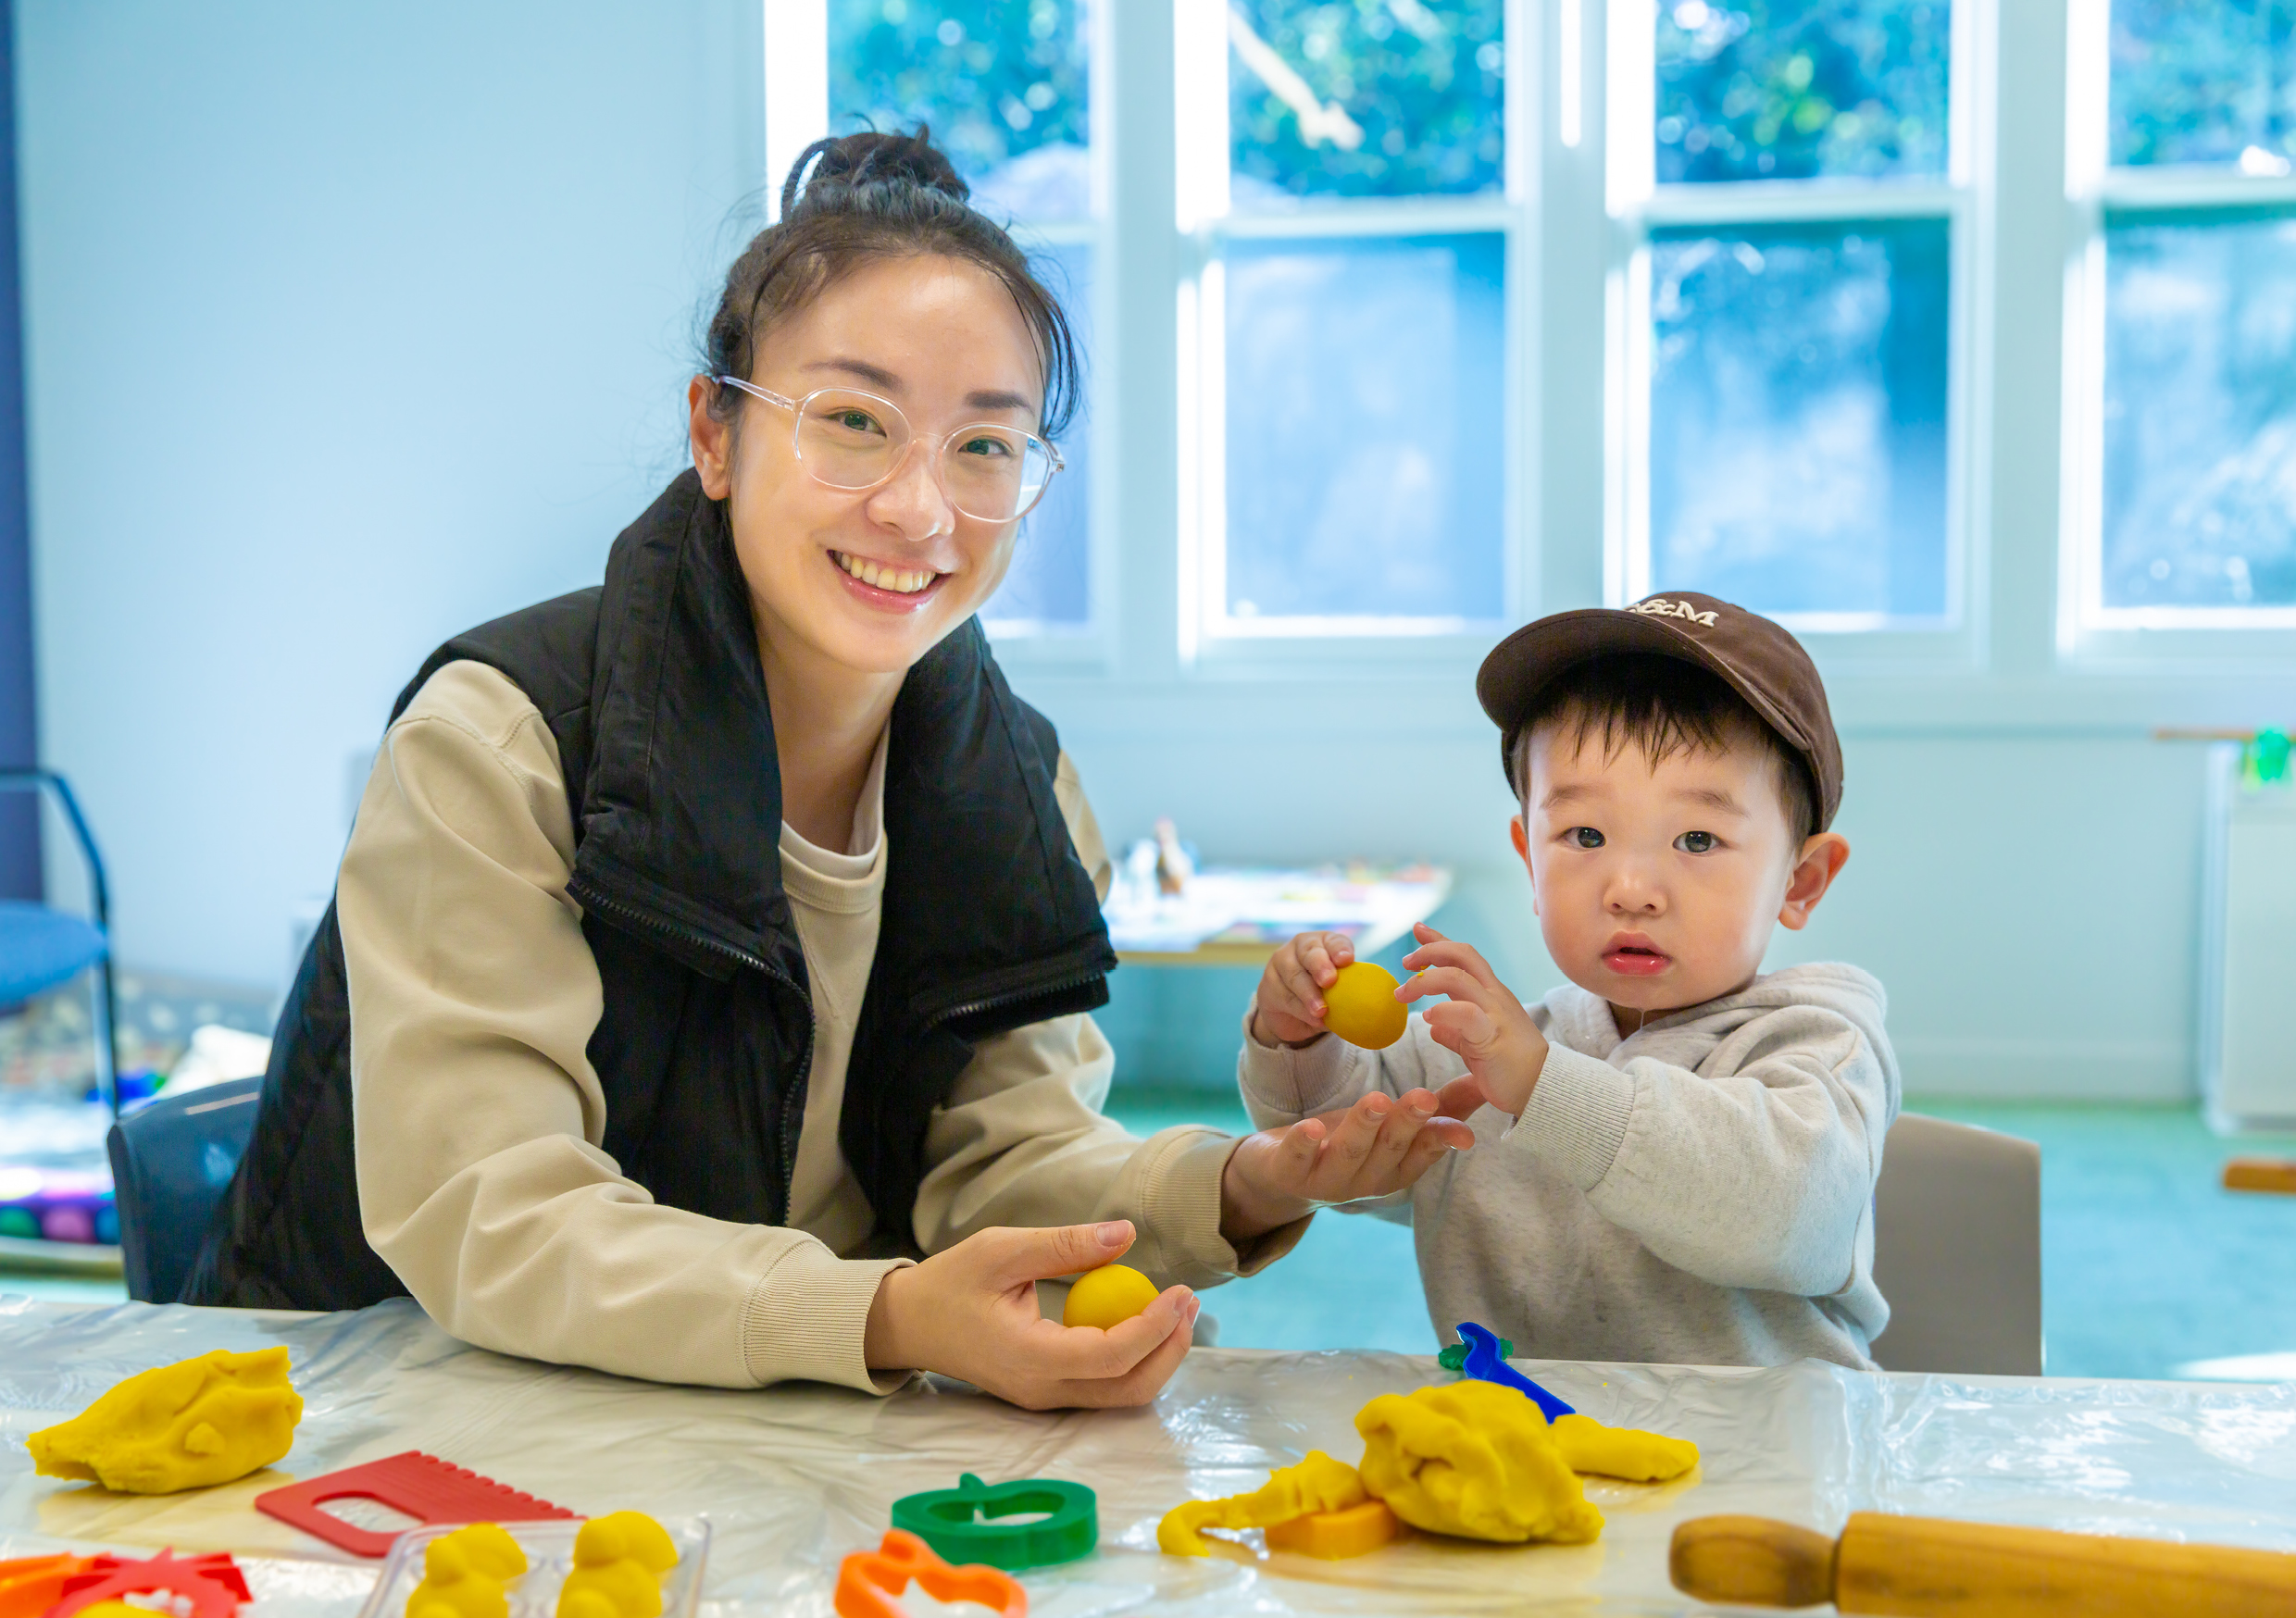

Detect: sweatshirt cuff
[1505,1044,1636,1192]
[740,1240,913,1395]
[1138,1126,1312,1284]
[1236,1005,1355,1123]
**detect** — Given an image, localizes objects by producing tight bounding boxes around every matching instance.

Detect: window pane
[1228,0,1504,206]
[985,243,1092,629]
[1655,0,1951,184]
[2110,0,2296,172]
[1222,234,1505,622]
[829,0,1091,220]
[1647,219,1950,619]
[2101,214,2296,610]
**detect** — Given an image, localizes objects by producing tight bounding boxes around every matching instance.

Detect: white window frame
[1601,0,1984,663]
[2059,0,2296,655]
[1172,0,1537,674]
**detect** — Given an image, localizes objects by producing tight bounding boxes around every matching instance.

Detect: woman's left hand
[1218,1089,1474,1241]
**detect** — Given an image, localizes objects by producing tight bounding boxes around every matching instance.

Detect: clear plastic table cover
[2,1296,2292,1616]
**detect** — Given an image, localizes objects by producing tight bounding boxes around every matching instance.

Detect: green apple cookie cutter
[888,1472,1098,1570]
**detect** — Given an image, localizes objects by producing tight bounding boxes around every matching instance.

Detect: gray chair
[105,1075,262,1302]
[1868,1112,2043,1376]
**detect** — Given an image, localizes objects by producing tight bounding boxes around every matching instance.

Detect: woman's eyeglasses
[713,377,1063,523]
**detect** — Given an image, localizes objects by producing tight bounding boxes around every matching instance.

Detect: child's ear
[1778,832,1851,930]
[1509,815,1540,915]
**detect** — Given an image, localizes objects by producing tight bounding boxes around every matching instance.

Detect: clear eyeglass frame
[712,375,1064,524]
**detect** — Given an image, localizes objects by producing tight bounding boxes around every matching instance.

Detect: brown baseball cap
[1476,591,1843,831]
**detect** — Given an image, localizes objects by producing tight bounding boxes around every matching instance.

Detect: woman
[188,131,1468,1407]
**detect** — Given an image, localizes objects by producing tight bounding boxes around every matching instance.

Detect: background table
[4,1298,2295,1615]
[1104,865,1451,967]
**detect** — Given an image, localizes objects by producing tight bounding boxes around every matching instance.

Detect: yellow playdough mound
[1354,1380,1603,1545]
[1062,1263,1160,1329]
[27,1345,303,1495]
[556,1512,679,1618]
[1321,963,1408,1050]
[410,1522,529,1618]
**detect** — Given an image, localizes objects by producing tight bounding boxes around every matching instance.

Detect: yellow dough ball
[1062,1263,1161,1329]
[1322,962,1408,1050]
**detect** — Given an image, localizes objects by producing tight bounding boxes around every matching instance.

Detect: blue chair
[0,769,119,1112]
[106,1075,262,1301]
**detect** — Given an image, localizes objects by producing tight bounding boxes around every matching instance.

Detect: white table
[4,1298,2294,1615]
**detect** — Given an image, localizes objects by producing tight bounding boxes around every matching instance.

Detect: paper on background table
[2,1297,2295,1616]
[1104,865,1452,965]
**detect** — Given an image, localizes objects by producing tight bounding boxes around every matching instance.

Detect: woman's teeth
[835,552,938,595]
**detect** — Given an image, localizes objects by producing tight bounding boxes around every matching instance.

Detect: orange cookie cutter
[1265,1499,1402,1560]
[0,1554,96,1618]
[833,1529,1025,1618]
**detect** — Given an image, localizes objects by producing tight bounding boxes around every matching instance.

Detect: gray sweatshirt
[1239,963,1899,1370]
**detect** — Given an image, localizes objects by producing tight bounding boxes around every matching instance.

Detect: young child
[1239,591,1898,1369]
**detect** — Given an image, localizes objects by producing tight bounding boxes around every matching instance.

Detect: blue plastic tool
[1452,1321,1574,1421]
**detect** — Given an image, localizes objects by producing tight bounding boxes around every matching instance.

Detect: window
[2067,0,2296,628]
[1610,0,1962,631]
[828,0,1098,632]
[1179,0,1516,644]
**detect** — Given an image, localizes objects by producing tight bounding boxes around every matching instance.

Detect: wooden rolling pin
[1669,1512,2296,1615]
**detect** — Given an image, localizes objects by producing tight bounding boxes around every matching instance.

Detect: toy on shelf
[1157,1450,1384,1557]
[29,1347,303,1494]
[1669,1511,2296,1614]
[2224,1158,2296,1194]
[889,1474,1095,1571]
[555,1512,679,1618]
[256,1450,575,1558]
[1321,963,1407,1050]
[44,1551,248,1618]
[833,1530,1024,1618]
[1059,1264,1158,1330]
[1355,1380,1603,1546]
[0,1167,118,1247]
[1448,1322,1574,1421]
[407,1525,526,1618]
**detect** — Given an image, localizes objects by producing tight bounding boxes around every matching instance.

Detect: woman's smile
[829,546,947,606]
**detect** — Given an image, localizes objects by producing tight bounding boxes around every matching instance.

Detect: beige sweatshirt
[341,660,1301,1394]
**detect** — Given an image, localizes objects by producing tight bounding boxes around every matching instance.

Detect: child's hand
[864,1221,1198,1410]
[1251,930,1358,1046]
[1218,1088,1475,1239]
[1397,923,1552,1118]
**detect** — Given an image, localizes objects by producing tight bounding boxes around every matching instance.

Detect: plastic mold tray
[352,1519,710,1618]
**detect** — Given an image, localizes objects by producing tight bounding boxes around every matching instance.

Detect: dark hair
[1510,654,1819,840]
[702,127,1079,442]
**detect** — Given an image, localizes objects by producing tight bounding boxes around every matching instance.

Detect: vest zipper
[568,873,816,1226]
[929,965,1108,1029]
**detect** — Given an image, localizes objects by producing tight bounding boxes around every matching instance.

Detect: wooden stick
[1671,1512,2296,1616]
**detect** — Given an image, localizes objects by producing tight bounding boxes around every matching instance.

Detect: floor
[6,1072,2294,1382]
[1105,1089,2296,1382]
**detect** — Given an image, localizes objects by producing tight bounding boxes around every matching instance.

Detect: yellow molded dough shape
[409,1523,529,1618]
[1157,1450,1369,1556]
[1321,963,1407,1050]
[1354,1380,1603,1545]
[1551,1412,1700,1483]
[1061,1263,1160,1329]
[27,1345,304,1494]
[556,1512,679,1618]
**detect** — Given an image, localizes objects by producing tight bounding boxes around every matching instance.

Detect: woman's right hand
[863,1220,1198,1410]
[1250,930,1357,1047]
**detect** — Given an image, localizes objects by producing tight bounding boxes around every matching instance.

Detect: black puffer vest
[184,470,1117,1309]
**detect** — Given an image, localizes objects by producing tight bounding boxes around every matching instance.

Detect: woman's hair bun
[783,128,969,218]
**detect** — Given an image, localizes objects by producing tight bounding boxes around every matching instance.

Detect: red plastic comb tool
[255,1451,576,1557]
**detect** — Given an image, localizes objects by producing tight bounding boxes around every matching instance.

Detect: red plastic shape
[832,1530,1026,1618]
[254,1450,575,1558]
[46,1550,248,1618]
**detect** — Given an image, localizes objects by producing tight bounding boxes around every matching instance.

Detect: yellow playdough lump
[408,1523,529,1618]
[1157,1450,1369,1555]
[27,1345,304,1494]
[1061,1263,1160,1329]
[1321,963,1408,1050]
[1354,1380,1603,1545]
[1551,1412,1700,1482]
[555,1512,679,1618]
